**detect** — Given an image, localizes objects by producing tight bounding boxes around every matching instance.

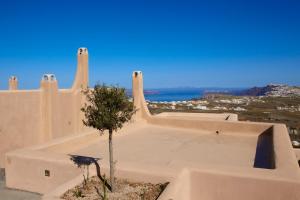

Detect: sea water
[128,88,243,102]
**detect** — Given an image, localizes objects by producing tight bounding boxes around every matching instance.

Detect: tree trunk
[109,129,115,192]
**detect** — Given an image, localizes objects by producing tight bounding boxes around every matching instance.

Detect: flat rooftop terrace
[5,120,300,198]
[3,69,300,199]
[44,123,258,174]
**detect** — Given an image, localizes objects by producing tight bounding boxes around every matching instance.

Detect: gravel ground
[61,176,168,200]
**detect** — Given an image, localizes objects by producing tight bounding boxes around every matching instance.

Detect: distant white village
[148,99,249,112]
[147,84,300,113]
[148,98,300,113]
[267,84,300,97]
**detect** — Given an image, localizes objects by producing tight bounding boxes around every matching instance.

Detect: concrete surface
[0,181,42,200]
[0,178,41,200]
[75,124,258,170]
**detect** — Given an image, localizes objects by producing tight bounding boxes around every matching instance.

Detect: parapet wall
[0,90,42,168]
[131,71,271,135]
[160,168,300,200]
[0,48,89,167]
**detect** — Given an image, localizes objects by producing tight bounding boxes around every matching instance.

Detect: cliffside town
[236,84,300,97]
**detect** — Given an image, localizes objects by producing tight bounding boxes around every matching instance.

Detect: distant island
[144,90,160,95]
[204,84,300,98]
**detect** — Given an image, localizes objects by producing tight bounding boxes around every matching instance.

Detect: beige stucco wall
[160,168,300,200]
[156,112,238,121]
[0,48,89,168]
[0,90,42,167]
[6,149,82,193]
[189,169,300,200]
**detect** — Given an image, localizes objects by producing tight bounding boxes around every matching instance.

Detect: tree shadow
[68,154,111,191]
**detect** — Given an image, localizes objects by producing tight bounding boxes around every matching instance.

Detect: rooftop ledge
[4,119,300,198]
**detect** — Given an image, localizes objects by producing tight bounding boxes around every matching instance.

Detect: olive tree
[81,84,136,192]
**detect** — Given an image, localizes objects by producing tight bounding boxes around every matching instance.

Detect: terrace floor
[70,124,258,175]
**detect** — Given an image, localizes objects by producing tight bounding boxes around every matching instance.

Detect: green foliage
[81,83,136,192]
[81,84,136,133]
[69,155,100,187]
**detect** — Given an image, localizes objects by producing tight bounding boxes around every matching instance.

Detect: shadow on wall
[0,168,4,181]
[69,155,112,191]
[253,127,275,169]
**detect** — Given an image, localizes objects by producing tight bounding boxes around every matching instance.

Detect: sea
[128,88,244,102]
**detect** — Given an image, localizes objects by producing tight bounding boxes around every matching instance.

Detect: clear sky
[0,0,299,89]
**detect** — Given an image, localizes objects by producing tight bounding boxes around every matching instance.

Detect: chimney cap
[9,76,18,81]
[133,71,142,77]
[78,47,88,55]
[42,74,56,81]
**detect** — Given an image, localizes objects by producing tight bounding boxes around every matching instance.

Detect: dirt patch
[61,176,168,200]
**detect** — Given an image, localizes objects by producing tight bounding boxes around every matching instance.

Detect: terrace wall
[132,71,271,135]
[160,169,300,200]
[0,90,42,167]
[0,48,89,167]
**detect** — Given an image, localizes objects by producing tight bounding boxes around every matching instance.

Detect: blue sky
[0,0,299,89]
